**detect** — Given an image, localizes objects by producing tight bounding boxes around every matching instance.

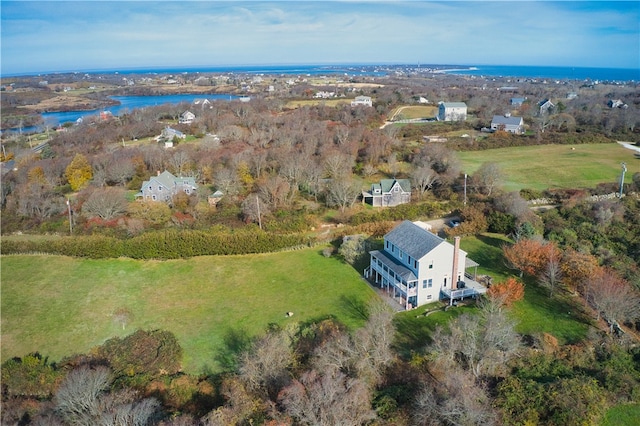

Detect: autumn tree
[65,153,93,191]
[325,175,361,212]
[561,249,599,294]
[502,238,553,277]
[486,277,525,307]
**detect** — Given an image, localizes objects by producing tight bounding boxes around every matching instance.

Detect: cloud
[1,1,637,74]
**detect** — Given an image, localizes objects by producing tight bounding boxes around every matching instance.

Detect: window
[158,186,162,191]
[148,186,152,191]
[422,279,428,289]
[152,195,157,201]
[427,295,432,300]
[429,261,433,269]
[414,260,418,268]
[427,279,433,288]
[385,241,389,249]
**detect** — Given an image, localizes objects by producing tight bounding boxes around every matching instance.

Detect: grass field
[458,143,638,191]
[1,249,376,374]
[389,105,438,120]
[601,403,640,426]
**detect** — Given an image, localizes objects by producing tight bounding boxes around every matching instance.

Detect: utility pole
[67,198,73,235]
[463,173,467,205]
[619,162,627,198]
[256,195,262,230]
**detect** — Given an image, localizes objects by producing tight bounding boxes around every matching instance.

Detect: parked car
[449,219,461,228]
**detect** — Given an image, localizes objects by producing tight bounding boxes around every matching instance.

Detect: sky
[1,1,639,75]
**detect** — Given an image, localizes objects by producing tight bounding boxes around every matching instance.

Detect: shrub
[97,329,183,379]
[1,353,63,398]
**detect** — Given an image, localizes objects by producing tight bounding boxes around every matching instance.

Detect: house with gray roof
[136,170,197,202]
[362,178,411,207]
[491,114,525,134]
[437,102,467,121]
[364,220,484,310]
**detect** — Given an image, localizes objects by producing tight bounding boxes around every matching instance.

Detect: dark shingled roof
[384,220,445,260]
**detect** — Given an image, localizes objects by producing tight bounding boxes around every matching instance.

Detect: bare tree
[238,329,294,401]
[411,165,439,199]
[279,369,375,426]
[54,366,111,425]
[82,187,128,220]
[472,162,503,196]
[538,245,563,298]
[584,268,640,332]
[325,176,361,212]
[413,370,498,426]
[428,297,520,379]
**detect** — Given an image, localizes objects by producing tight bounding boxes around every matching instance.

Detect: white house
[438,102,467,121]
[491,114,525,134]
[364,220,485,310]
[351,96,372,107]
[179,111,196,124]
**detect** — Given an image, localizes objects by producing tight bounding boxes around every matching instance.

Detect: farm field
[1,248,376,374]
[458,143,637,192]
[389,105,438,120]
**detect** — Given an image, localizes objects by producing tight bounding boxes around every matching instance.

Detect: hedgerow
[1,230,312,259]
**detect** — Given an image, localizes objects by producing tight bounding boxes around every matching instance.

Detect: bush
[97,329,183,379]
[1,353,63,398]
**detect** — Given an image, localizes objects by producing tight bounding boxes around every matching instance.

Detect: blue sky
[2,1,638,75]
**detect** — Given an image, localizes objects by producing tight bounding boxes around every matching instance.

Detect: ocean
[446,65,639,82]
[24,63,638,82]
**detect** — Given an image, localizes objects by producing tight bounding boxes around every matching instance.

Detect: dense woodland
[2,71,640,425]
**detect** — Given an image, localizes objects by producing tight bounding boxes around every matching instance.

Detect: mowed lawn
[1,249,376,374]
[458,143,638,191]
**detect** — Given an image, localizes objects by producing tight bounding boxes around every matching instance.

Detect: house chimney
[505,112,511,117]
[157,170,161,176]
[451,236,461,290]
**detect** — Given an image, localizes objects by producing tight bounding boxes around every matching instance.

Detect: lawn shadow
[339,294,370,322]
[474,234,514,277]
[214,326,252,372]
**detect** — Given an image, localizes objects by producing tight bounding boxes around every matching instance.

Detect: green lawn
[601,403,640,426]
[458,143,637,191]
[1,249,376,374]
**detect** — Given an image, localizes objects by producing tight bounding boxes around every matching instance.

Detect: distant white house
[351,96,372,107]
[179,111,196,124]
[608,99,628,109]
[156,127,186,148]
[491,114,525,134]
[364,220,484,310]
[438,102,467,121]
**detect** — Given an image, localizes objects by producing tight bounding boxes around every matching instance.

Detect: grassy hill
[1,249,376,374]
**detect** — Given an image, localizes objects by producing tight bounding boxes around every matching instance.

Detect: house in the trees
[491,114,525,134]
[364,220,485,310]
[437,102,467,121]
[538,99,555,115]
[179,111,196,124]
[510,97,527,106]
[351,95,372,107]
[362,179,411,207]
[608,99,628,109]
[136,170,198,202]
